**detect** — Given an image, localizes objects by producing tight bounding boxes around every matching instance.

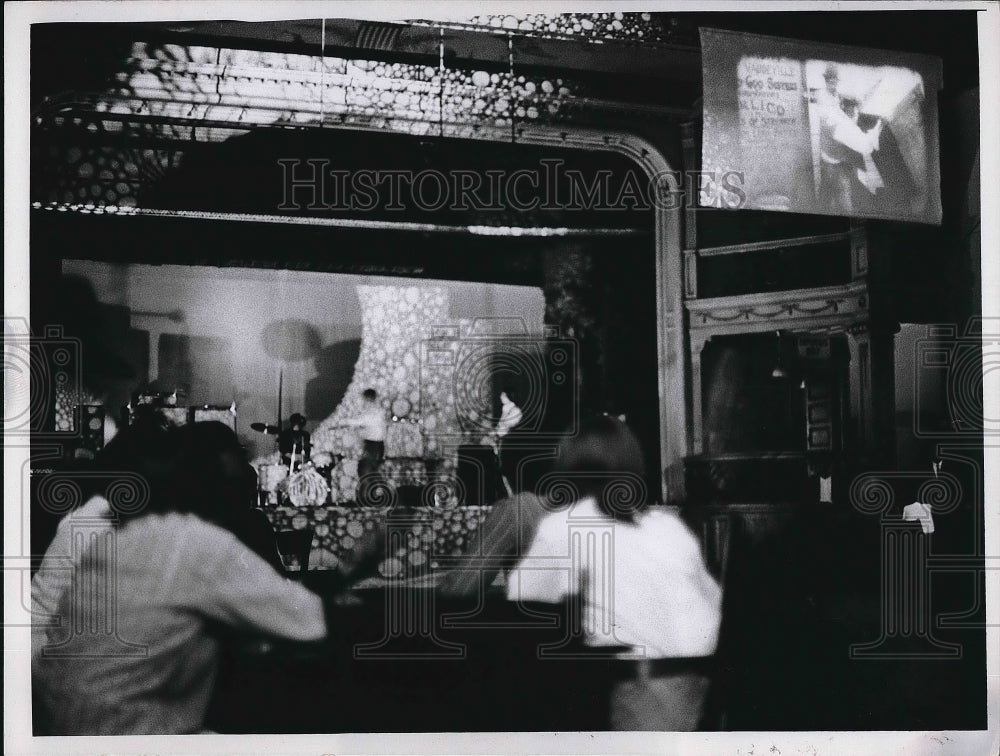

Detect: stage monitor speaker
[456,445,501,507]
[192,404,236,431]
[127,404,189,428]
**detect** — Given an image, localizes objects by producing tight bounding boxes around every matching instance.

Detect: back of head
[550,415,647,521]
[95,417,177,524]
[167,421,249,528]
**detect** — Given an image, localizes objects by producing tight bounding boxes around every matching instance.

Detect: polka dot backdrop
[428,13,695,46]
[31,39,603,160]
[265,504,491,574]
[33,141,184,211]
[255,285,504,505]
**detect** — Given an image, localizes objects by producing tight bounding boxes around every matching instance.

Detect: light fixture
[771,331,787,379]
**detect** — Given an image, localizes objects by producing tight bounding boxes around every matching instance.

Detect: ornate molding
[697,231,850,258]
[31,38,689,502]
[513,125,685,502]
[686,281,869,338]
[683,249,698,299]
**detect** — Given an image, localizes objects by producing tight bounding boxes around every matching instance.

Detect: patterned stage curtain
[311,285,460,461]
[265,504,491,573]
[386,418,424,458]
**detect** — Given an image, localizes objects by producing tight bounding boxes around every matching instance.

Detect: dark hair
[112,421,249,531]
[289,413,307,427]
[550,415,647,522]
[362,388,378,402]
[97,420,178,524]
[169,422,250,527]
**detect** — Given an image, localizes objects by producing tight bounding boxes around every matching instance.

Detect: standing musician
[477,386,524,499]
[331,389,388,506]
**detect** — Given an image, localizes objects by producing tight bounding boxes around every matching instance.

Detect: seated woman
[32,422,326,735]
[31,414,174,663]
[172,421,285,573]
[505,415,722,730]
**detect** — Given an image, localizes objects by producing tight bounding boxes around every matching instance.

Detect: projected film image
[806,61,928,219]
[701,28,942,224]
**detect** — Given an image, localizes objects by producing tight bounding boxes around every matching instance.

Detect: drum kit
[251,417,343,507]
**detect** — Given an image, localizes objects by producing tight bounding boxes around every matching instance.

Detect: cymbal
[250,422,280,435]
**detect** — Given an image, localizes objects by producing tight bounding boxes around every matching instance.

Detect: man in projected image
[816,63,884,214]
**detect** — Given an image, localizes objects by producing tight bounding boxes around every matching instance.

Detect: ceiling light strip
[31,202,646,237]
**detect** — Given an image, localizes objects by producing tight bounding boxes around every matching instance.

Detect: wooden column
[846,322,896,466]
[689,333,709,456]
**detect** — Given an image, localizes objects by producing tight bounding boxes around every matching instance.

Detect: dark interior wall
[701,334,807,455]
[540,236,661,491]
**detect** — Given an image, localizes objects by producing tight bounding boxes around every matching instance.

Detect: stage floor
[264,504,492,574]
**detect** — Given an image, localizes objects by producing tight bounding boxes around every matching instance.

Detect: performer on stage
[337,389,387,469]
[335,389,388,507]
[474,386,524,500]
[278,413,311,467]
[496,389,523,440]
[479,387,523,450]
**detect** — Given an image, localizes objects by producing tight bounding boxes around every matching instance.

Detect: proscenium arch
[510,124,687,504]
[33,109,690,502]
[293,120,687,503]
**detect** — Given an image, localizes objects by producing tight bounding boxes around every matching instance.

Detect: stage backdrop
[61,260,544,460]
[700,27,942,224]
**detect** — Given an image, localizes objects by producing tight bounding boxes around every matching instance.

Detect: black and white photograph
[700,26,943,222]
[4,2,998,755]
[805,59,932,219]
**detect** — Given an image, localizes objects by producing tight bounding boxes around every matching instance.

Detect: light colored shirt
[33,512,325,735]
[496,401,523,438]
[506,497,722,658]
[31,495,115,661]
[342,405,387,442]
[903,501,935,534]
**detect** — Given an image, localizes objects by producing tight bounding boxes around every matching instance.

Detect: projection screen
[700,27,943,224]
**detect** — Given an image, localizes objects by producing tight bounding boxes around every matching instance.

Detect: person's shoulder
[531,503,573,540]
[56,495,113,528]
[639,507,699,541]
[533,496,597,534]
[161,512,246,552]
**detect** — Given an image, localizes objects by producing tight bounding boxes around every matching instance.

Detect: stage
[264,503,492,574]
